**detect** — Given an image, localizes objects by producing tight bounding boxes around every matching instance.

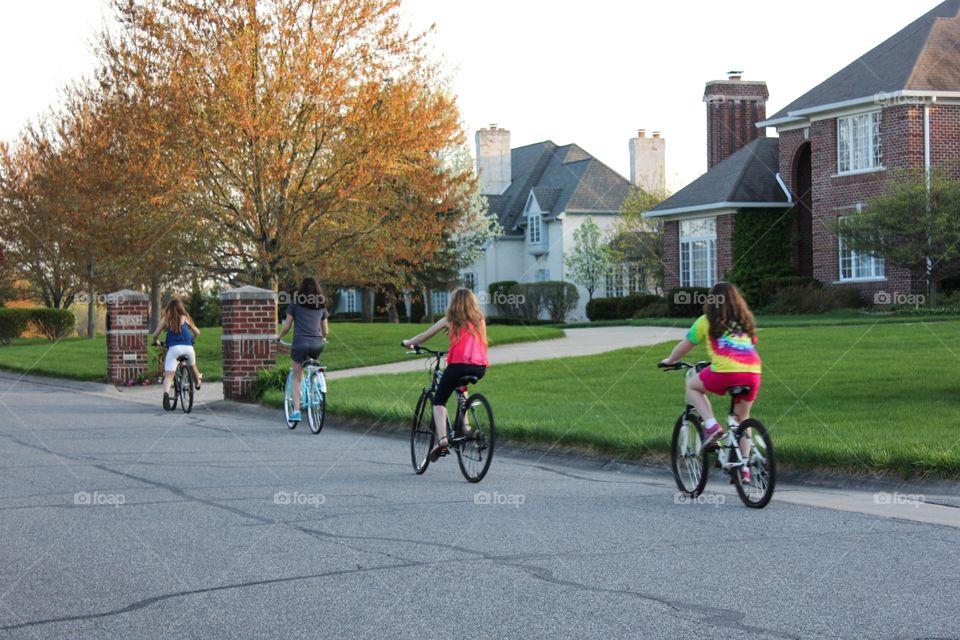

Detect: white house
[462,126,664,321]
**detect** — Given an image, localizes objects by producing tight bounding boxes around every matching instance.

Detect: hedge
[585,297,621,321]
[666,287,712,317]
[30,308,76,341]
[586,294,666,321]
[539,281,580,322]
[0,309,33,345]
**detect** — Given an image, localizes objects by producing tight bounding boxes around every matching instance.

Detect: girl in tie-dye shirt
[661,282,761,480]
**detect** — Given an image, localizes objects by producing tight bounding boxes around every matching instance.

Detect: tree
[610,186,667,295]
[100,0,466,291]
[564,216,612,301]
[833,168,960,307]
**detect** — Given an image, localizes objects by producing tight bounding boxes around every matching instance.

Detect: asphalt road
[0,374,958,639]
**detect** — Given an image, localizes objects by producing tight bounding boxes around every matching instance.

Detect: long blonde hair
[163,299,192,335]
[446,288,487,345]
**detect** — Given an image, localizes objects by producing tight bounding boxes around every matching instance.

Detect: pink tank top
[448,324,489,366]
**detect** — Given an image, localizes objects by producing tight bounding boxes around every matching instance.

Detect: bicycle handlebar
[658,361,709,371]
[401,343,446,358]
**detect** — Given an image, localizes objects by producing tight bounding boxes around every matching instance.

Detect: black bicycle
[659,361,776,508]
[405,345,495,483]
[156,344,194,414]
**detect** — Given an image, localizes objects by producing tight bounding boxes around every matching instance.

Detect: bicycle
[278,339,326,434]
[659,361,776,509]
[154,343,194,414]
[405,344,494,483]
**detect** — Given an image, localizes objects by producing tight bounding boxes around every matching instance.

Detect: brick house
[646,1,960,299]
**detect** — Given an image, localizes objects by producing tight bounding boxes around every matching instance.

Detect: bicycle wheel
[733,419,776,509]
[410,392,434,474]
[456,393,495,483]
[284,370,298,429]
[179,366,194,414]
[671,412,708,497]
[307,372,325,434]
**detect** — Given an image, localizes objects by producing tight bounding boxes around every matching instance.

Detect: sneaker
[162,392,171,411]
[701,423,724,450]
[740,468,751,484]
[289,411,302,422]
[195,373,203,391]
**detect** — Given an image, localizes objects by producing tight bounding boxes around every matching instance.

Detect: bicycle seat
[727,385,752,397]
[176,355,190,363]
[457,376,479,386]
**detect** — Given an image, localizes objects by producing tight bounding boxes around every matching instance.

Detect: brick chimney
[704,72,768,169]
[475,125,511,195]
[629,129,666,195]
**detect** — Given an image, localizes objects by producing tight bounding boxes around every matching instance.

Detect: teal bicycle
[279,340,326,434]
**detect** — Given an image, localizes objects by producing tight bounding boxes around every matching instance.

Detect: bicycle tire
[179,366,194,414]
[410,392,434,474]
[307,372,325,434]
[283,370,298,429]
[733,419,776,509]
[456,393,495,483]
[671,412,708,497]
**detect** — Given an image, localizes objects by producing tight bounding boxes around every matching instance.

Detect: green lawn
[323,320,960,478]
[0,323,562,382]
[562,310,960,329]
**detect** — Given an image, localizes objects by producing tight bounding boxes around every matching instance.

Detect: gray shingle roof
[489,141,632,236]
[765,0,960,123]
[645,138,790,217]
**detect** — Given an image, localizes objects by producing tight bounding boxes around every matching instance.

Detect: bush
[488,281,519,316]
[251,366,287,401]
[755,276,821,310]
[540,281,580,322]
[30,308,75,341]
[585,297,620,321]
[0,309,34,345]
[667,287,712,317]
[509,283,545,321]
[634,301,671,318]
[768,285,862,314]
[617,294,662,319]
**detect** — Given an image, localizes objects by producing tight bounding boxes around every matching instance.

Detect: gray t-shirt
[286,304,329,345]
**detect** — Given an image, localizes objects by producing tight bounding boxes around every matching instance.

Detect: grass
[0,323,562,382]
[324,320,960,478]
[562,310,960,330]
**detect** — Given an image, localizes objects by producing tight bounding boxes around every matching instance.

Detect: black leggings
[433,364,486,406]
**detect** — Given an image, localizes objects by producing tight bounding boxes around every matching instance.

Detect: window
[462,272,476,291]
[535,268,550,282]
[528,213,542,244]
[605,266,625,298]
[679,218,716,287]
[604,263,646,298]
[432,290,450,312]
[837,111,882,174]
[344,288,358,313]
[838,216,884,280]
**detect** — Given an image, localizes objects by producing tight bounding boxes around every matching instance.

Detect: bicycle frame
[411,346,470,443]
[676,362,749,472]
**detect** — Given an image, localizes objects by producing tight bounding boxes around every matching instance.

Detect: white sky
[0,0,944,191]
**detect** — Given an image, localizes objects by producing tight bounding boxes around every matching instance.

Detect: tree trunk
[87,287,96,339]
[360,287,375,323]
[385,290,399,324]
[425,287,434,323]
[149,272,161,333]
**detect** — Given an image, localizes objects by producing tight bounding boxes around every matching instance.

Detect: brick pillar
[105,290,149,385]
[220,286,277,401]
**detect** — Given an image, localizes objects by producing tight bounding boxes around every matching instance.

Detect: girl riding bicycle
[151,299,203,411]
[402,288,489,462]
[276,277,329,422]
[660,282,761,482]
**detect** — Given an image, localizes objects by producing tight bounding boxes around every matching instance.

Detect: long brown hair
[704,282,755,340]
[446,288,487,345]
[296,277,325,310]
[163,299,191,334]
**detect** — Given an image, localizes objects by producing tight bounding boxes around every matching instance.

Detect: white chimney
[475,125,511,195]
[629,129,666,195]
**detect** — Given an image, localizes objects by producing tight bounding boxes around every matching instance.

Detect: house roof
[764,0,960,124]
[645,138,791,218]
[486,141,632,236]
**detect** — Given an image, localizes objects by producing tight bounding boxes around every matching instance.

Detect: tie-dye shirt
[686,315,761,374]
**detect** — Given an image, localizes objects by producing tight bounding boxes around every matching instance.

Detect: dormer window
[528,212,542,245]
[837,111,882,174]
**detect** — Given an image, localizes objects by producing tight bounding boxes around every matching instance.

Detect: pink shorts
[698,368,761,403]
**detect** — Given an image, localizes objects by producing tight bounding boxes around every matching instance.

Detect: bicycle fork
[717,415,751,471]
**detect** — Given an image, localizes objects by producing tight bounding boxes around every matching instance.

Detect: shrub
[585,297,619,321]
[634,301,671,318]
[30,308,75,341]
[251,366,287,401]
[488,281,519,316]
[755,276,821,310]
[0,309,33,345]
[666,287,712,317]
[768,285,862,314]
[617,294,662,319]
[509,283,545,321]
[540,281,580,322]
